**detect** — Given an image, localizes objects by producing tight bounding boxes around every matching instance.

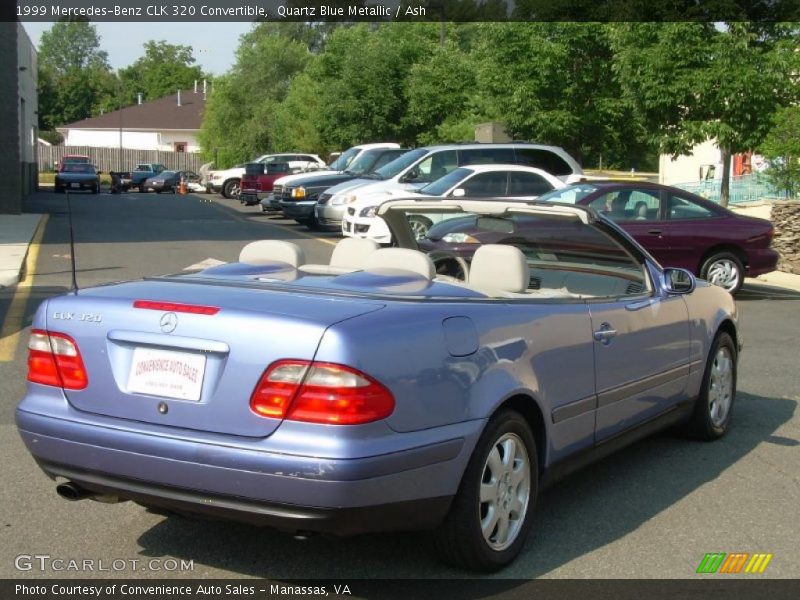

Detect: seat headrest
[469,245,530,294]
[239,240,305,267]
[330,237,380,269]
[364,248,436,280]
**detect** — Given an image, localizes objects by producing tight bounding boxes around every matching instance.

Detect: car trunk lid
[46,280,384,438]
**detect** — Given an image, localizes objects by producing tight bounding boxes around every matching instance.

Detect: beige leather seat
[239,240,305,267]
[364,248,436,280]
[300,238,380,275]
[468,244,530,296]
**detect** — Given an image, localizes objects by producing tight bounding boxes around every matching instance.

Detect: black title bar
[8,0,800,22]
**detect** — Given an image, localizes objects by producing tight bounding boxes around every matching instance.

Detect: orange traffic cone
[179,177,187,195]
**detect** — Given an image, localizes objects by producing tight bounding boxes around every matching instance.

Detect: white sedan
[341,164,566,243]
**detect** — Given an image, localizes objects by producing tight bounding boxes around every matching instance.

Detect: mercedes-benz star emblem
[159,312,178,333]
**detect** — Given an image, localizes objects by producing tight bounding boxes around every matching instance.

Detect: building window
[174,142,187,153]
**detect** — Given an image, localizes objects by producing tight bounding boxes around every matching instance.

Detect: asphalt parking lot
[0,190,798,579]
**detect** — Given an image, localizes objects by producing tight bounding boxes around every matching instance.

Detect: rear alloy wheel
[701,252,744,294]
[408,215,433,240]
[222,179,240,199]
[434,409,537,571]
[682,332,737,440]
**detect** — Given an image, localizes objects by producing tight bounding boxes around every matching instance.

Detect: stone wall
[772,201,800,274]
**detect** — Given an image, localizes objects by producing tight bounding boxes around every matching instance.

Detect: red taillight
[133,300,220,315]
[250,360,395,425]
[27,330,88,390]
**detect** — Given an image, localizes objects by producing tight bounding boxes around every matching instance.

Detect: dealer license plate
[127,347,206,401]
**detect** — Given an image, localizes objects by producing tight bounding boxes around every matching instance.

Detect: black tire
[434,409,538,571]
[681,332,737,441]
[91,185,99,194]
[700,251,745,294]
[138,184,147,193]
[408,214,434,240]
[305,214,320,231]
[222,179,240,199]
[55,186,64,194]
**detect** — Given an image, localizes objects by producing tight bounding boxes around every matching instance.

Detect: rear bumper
[239,192,262,205]
[746,248,780,277]
[35,459,451,535]
[16,404,479,535]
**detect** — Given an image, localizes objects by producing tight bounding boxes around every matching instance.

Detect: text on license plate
[127,347,206,401]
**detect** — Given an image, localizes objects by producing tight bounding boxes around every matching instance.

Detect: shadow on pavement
[134,392,795,579]
[737,284,800,302]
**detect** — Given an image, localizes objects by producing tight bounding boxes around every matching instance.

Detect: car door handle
[593,324,618,344]
[647,229,662,236]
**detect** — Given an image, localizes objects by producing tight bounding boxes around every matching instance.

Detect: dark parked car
[534,181,778,293]
[279,147,410,228]
[143,171,200,193]
[55,163,100,194]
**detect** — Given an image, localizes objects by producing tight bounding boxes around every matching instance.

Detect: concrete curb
[746,271,800,293]
[0,213,46,288]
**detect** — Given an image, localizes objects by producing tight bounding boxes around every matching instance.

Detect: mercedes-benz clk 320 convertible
[16,199,740,571]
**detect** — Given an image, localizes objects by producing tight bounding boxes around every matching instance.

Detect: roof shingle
[60,90,204,131]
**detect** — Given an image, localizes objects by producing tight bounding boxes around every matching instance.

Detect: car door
[661,190,728,272]
[457,171,509,197]
[579,223,691,442]
[585,188,671,266]
[507,171,556,198]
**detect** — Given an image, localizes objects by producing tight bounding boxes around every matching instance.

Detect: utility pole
[118,81,123,172]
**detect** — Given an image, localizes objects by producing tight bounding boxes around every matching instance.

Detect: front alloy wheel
[681,331,737,440]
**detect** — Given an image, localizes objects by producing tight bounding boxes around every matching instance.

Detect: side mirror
[451,188,466,198]
[663,268,696,294]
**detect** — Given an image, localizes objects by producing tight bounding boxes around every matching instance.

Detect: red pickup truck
[239,162,292,206]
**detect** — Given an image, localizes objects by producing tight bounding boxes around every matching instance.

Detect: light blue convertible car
[16,199,740,571]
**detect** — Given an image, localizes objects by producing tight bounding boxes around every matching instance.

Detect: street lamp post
[118,82,123,172]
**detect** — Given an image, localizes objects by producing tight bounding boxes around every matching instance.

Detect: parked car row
[206,153,328,198]
[211,142,778,294]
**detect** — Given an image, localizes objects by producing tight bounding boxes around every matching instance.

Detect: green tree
[313,23,440,148]
[270,67,326,154]
[472,22,651,168]
[198,24,311,166]
[118,41,206,104]
[609,22,799,206]
[406,40,482,144]
[761,106,800,199]
[37,21,117,131]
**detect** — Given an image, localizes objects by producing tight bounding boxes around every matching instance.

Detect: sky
[21,22,253,75]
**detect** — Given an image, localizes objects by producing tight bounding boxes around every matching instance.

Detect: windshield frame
[374,148,429,180]
[329,147,361,171]
[417,167,474,196]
